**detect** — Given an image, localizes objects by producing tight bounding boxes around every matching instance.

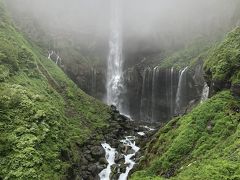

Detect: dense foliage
[0,1,110,179]
[1,0,240,179]
[204,27,240,85]
[132,91,240,180]
[159,38,213,70]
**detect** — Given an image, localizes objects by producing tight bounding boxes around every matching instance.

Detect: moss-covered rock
[204,27,240,95]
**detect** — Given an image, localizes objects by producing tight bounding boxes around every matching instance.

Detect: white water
[170,67,174,116]
[48,50,54,59]
[48,50,62,65]
[201,82,209,103]
[140,68,147,121]
[56,55,60,64]
[175,67,188,114]
[119,136,140,180]
[137,132,145,136]
[90,68,97,96]
[99,143,117,180]
[141,125,155,131]
[99,136,140,180]
[151,66,159,122]
[106,0,123,110]
[140,68,151,121]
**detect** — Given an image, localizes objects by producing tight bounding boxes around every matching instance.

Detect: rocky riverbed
[65,105,158,180]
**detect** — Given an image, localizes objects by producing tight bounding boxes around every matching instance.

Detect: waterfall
[56,54,60,65]
[175,67,188,114]
[48,50,54,59]
[201,82,209,103]
[47,50,62,66]
[91,68,97,96]
[147,68,153,120]
[106,0,123,110]
[170,67,174,116]
[166,68,170,117]
[140,68,147,121]
[140,66,188,122]
[140,68,152,121]
[151,66,159,122]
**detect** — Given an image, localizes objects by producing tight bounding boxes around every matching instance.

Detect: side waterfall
[106,0,123,110]
[47,50,62,66]
[170,67,174,116]
[91,68,97,97]
[140,68,152,121]
[175,67,188,115]
[201,82,209,103]
[151,66,159,122]
[140,68,147,121]
[140,67,179,122]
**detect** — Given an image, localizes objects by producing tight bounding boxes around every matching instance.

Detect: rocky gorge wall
[66,57,207,124]
[122,61,206,123]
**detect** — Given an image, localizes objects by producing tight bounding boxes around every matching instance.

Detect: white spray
[106,0,123,111]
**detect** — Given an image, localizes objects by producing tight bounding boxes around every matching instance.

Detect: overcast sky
[6,0,239,49]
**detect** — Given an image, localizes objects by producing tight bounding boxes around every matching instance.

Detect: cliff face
[72,37,212,123]
[68,38,209,123]
[121,60,205,122]
[131,27,240,180]
[63,65,106,100]
[204,27,240,97]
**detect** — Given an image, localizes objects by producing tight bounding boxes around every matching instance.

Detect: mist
[6,0,239,55]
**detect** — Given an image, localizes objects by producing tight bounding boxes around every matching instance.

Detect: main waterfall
[106,0,124,110]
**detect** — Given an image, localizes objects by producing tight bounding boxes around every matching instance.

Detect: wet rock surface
[231,83,240,97]
[64,106,157,180]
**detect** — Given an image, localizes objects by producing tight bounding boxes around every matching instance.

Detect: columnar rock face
[62,56,206,124]
[63,64,106,100]
[137,67,179,122]
[122,63,206,123]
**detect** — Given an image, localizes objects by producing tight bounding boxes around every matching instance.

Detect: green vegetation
[159,38,212,70]
[132,27,240,180]
[204,27,240,85]
[132,91,240,180]
[1,0,240,179]
[0,1,110,179]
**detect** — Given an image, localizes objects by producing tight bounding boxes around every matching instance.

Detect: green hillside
[131,28,240,180]
[1,0,240,179]
[0,1,110,179]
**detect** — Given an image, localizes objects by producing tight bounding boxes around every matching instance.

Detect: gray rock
[99,157,108,165]
[81,157,89,166]
[115,153,125,164]
[127,148,135,155]
[85,154,94,162]
[88,164,98,175]
[91,146,105,159]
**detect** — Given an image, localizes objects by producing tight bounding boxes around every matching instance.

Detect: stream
[99,126,154,180]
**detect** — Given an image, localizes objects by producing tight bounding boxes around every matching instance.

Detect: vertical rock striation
[123,64,206,123]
